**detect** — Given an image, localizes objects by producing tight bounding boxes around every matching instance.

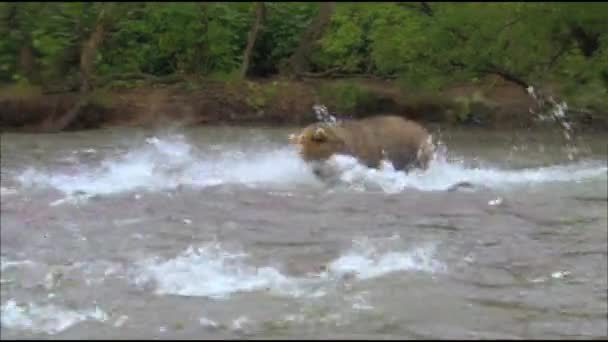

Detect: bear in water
[289,115,434,178]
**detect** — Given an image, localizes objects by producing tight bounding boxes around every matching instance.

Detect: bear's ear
[312,127,328,142]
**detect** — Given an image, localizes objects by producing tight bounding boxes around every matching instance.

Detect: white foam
[551,270,571,279]
[322,153,607,193]
[230,316,253,332]
[0,186,18,196]
[350,292,374,311]
[0,257,35,272]
[113,315,129,328]
[132,243,301,299]
[207,148,318,187]
[199,316,219,329]
[325,238,446,279]
[15,134,317,199]
[0,300,108,335]
[0,258,36,285]
[12,133,606,198]
[17,134,197,197]
[131,238,443,299]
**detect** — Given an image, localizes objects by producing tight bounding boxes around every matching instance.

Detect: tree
[0,1,604,114]
[1,3,40,83]
[240,2,265,78]
[79,3,112,92]
[284,2,335,76]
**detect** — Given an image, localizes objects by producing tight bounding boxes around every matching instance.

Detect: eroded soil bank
[0,77,605,133]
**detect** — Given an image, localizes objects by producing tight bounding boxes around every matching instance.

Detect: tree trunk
[49,5,109,132]
[194,2,210,74]
[475,62,532,93]
[240,2,265,78]
[18,41,36,81]
[5,4,37,82]
[478,64,559,114]
[285,2,335,76]
[79,6,107,93]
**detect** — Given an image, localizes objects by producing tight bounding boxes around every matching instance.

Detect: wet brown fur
[290,115,434,172]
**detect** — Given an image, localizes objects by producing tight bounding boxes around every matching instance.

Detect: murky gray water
[1,125,606,339]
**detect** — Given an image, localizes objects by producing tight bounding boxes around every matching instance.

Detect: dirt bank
[0,76,605,133]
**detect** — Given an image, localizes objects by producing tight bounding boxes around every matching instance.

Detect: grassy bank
[0,76,605,133]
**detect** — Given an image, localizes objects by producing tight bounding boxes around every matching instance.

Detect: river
[1,125,606,339]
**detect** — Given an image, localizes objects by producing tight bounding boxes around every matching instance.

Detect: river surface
[1,125,606,339]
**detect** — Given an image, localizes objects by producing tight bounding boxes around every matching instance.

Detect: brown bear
[289,115,434,175]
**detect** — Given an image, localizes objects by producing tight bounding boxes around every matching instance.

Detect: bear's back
[340,116,431,170]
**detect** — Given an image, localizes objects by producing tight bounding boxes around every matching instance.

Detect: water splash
[313,104,338,124]
[132,243,298,299]
[528,86,577,160]
[131,238,443,299]
[317,151,606,193]
[16,134,195,197]
[13,133,606,198]
[0,257,35,272]
[324,238,446,280]
[0,186,18,197]
[0,258,36,285]
[15,134,317,199]
[0,300,108,335]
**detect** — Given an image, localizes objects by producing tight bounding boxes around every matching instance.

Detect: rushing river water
[0,125,606,339]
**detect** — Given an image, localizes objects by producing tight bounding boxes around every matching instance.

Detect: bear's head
[289,123,347,163]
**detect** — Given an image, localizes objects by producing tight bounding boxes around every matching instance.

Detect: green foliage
[312,3,375,73]
[362,2,608,96]
[101,2,252,76]
[0,1,606,112]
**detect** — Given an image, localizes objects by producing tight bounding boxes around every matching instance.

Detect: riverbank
[0,76,605,133]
